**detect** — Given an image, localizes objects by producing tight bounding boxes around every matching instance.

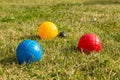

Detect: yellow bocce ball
[38,21,58,39]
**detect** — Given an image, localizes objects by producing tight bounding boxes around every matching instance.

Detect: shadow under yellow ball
[38,21,58,39]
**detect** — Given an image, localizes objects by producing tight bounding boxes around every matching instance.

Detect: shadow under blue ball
[16,40,42,64]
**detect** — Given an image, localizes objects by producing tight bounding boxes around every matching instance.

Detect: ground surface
[0,0,120,80]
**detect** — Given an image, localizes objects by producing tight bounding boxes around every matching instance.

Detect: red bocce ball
[78,33,102,54]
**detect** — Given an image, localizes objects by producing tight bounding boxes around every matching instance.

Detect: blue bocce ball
[16,40,42,64]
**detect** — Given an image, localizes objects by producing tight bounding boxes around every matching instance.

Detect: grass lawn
[0,0,120,80]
